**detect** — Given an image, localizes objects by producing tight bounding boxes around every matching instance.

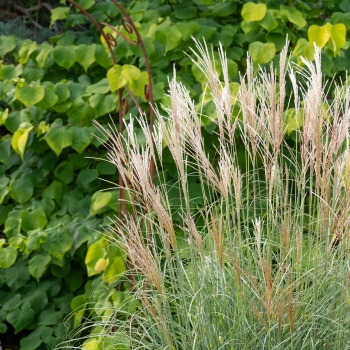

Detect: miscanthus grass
[64,40,350,349]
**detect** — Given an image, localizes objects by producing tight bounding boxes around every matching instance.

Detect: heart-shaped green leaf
[241,2,267,22]
[28,254,51,280]
[308,24,330,48]
[248,41,276,64]
[16,83,45,108]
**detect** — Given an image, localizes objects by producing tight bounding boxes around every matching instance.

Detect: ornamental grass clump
[66,39,350,349]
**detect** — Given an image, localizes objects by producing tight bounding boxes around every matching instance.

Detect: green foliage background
[0,0,350,348]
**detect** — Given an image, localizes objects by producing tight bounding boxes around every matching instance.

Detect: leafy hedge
[0,0,350,348]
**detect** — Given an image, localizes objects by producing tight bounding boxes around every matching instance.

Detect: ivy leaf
[45,123,73,156]
[20,333,42,350]
[95,45,113,69]
[0,136,11,164]
[50,7,70,27]
[21,208,48,232]
[257,10,279,32]
[328,23,346,55]
[213,1,236,17]
[42,180,63,202]
[74,0,95,10]
[155,26,182,53]
[174,22,199,42]
[37,305,64,326]
[0,108,9,126]
[0,184,9,204]
[308,24,330,48]
[280,5,306,29]
[28,254,51,280]
[42,228,73,260]
[241,2,267,22]
[227,59,238,80]
[248,41,276,64]
[89,94,115,118]
[54,161,74,184]
[11,122,33,160]
[21,66,43,82]
[70,126,94,154]
[102,256,126,284]
[284,108,304,135]
[75,44,95,72]
[9,178,34,204]
[107,64,128,92]
[77,169,99,190]
[107,64,141,92]
[35,86,59,110]
[86,78,110,94]
[65,14,87,27]
[174,4,197,19]
[65,270,83,292]
[292,38,315,64]
[15,83,45,108]
[339,0,350,12]
[0,246,18,268]
[332,12,350,30]
[53,46,76,70]
[0,64,23,80]
[0,36,17,58]
[2,293,22,311]
[18,40,37,65]
[54,82,70,103]
[67,98,96,123]
[128,71,149,99]
[90,191,112,215]
[7,305,35,334]
[94,258,108,272]
[4,216,21,239]
[36,43,53,68]
[5,258,31,291]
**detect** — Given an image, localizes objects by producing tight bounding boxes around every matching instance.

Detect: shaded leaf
[9,179,33,203]
[7,305,35,334]
[28,254,51,280]
[70,126,94,153]
[42,228,73,260]
[89,94,115,117]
